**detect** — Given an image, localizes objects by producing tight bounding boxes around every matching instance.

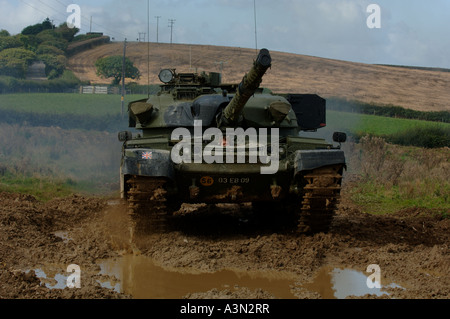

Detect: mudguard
[294,149,346,174]
[121,149,175,180]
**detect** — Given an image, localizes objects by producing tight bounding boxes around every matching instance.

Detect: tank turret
[218,48,272,127]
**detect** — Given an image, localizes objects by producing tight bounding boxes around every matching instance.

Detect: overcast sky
[1,0,449,68]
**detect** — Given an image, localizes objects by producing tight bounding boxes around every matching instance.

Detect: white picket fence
[80,86,119,94]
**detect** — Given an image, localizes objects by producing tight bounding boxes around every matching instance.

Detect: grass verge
[343,136,450,217]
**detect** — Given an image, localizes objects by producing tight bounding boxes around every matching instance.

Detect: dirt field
[1,180,448,299]
[68,42,450,112]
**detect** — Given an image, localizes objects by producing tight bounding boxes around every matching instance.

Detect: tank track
[126,176,171,234]
[297,165,343,234]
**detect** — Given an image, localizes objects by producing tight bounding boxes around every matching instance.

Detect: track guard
[294,150,346,175]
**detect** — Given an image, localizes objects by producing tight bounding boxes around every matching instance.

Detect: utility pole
[138,32,146,42]
[214,61,228,81]
[121,39,127,118]
[155,16,161,43]
[90,16,92,33]
[168,19,175,44]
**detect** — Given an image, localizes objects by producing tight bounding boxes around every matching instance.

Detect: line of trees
[0,18,79,80]
[1,18,141,89]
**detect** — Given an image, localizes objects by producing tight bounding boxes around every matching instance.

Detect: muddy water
[303,267,402,299]
[29,255,402,298]
[98,255,298,299]
[97,255,403,299]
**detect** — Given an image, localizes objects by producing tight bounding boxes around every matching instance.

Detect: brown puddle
[97,255,298,299]
[29,256,404,299]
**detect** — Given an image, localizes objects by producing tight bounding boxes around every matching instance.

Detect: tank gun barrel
[219,48,272,126]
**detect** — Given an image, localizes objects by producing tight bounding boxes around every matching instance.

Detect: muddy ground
[0,184,448,299]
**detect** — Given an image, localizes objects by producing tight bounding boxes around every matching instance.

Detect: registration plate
[217,177,250,184]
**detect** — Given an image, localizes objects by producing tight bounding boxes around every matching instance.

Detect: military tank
[119,48,346,234]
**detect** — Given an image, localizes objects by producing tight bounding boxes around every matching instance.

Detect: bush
[55,23,79,42]
[72,33,103,42]
[36,44,65,56]
[0,71,82,93]
[0,76,18,91]
[38,54,67,79]
[0,48,36,78]
[14,34,40,52]
[386,125,450,148]
[0,36,23,52]
[39,39,68,51]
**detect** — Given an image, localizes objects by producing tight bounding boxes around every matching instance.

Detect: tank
[119,48,346,234]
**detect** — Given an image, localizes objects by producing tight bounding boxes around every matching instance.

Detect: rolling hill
[67,42,450,112]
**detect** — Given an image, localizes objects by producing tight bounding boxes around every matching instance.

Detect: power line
[19,0,64,25]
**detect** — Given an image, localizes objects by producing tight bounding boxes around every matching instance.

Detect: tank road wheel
[126,176,179,236]
[297,165,343,234]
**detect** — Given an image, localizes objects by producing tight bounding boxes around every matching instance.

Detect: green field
[327,110,450,136]
[0,93,148,116]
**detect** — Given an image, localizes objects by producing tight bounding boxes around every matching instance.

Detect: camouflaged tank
[119,48,346,234]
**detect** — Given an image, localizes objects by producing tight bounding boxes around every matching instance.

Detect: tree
[14,34,40,52]
[22,18,55,36]
[0,48,36,78]
[0,36,23,52]
[56,22,79,42]
[95,56,141,85]
[38,54,67,79]
[0,29,10,37]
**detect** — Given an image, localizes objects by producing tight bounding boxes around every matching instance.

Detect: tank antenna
[254,0,258,56]
[147,0,151,97]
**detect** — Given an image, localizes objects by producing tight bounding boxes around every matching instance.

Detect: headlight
[159,69,174,83]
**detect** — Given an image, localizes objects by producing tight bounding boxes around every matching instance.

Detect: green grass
[350,181,449,215]
[327,110,450,136]
[0,93,148,116]
[0,174,74,201]
[344,137,450,217]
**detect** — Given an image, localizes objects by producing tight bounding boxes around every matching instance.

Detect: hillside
[68,42,450,112]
